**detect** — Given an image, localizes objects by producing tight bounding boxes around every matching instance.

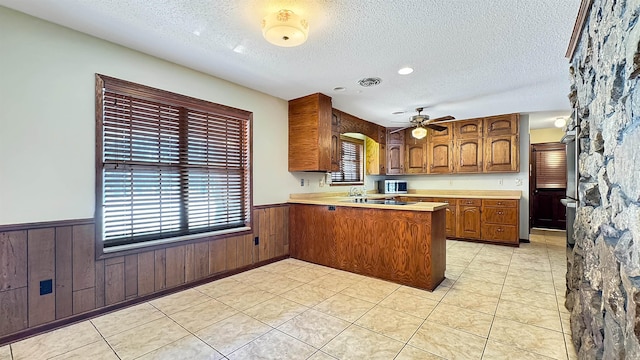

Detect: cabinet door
[484,114,519,137]
[428,125,452,142]
[428,141,453,174]
[387,129,405,144]
[433,198,456,238]
[455,138,483,173]
[379,144,386,174]
[387,144,404,174]
[456,205,481,239]
[454,119,482,139]
[484,135,519,172]
[330,110,341,172]
[406,143,427,173]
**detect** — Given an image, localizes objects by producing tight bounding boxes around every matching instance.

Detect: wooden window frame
[95,74,253,257]
[331,136,364,185]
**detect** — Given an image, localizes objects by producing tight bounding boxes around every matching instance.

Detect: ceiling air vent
[357,77,382,87]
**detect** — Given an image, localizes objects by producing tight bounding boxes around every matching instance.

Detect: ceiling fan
[389,108,455,139]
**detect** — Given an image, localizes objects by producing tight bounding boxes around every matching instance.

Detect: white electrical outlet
[319,177,325,187]
[498,179,503,185]
[300,179,304,187]
[515,178,523,186]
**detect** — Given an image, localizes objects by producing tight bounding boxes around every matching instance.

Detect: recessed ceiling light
[554,117,566,128]
[333,87,346,92]
[193,30,201,36]
[398,67,414,75]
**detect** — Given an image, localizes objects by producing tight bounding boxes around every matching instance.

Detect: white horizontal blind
[332,138,363,183]
[99,76,251,247]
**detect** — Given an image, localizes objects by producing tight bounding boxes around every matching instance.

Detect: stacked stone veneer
[566,0,640,358]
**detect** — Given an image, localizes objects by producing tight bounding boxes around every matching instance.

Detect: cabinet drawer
[481,224,518,243]
[481,208,518,225]
[432,198,456,205]
[483,199,518,208]
[456,198,481,206]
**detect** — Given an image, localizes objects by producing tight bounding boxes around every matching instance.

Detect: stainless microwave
[377,180,408,194]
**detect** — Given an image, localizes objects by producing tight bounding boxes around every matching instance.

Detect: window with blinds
[331,137,364,184]
[96,74,252,248]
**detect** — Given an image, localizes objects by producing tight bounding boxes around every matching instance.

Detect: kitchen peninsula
[288,194,448,291]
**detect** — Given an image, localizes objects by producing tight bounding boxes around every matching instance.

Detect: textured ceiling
[0,0,581,129]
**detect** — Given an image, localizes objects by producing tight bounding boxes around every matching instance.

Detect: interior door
[530,143,567,230]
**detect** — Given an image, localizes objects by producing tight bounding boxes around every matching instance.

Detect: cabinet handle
[497,211,504,215]
[466,201,472,204]
[497,228,504,232]
[497,202,504,205]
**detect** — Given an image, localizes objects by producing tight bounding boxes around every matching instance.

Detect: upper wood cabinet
[405,128,427,174]
[454,119,483,139]
[288,93,332,172]
[427,124,453,174]
[386,129,405,175]
[365,136,386,175]
[330,110,341,172]
[484,114,519,137]
[455,138,483,173]
[484,135,519,172]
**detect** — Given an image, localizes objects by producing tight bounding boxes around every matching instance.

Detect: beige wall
[0,6,300,225]
[530,127,564,143]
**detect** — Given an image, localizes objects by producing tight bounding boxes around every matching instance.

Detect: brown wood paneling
[239,234,254,267]
[54,226,73,319]
[154,249,166,291]
[72,224,95,291]
[252,210,260,261]
[165,246,185,288]
[124,254,138,298]
[269,207,277,257]
[72,287,96,314]
[283,207,290,255]
[27,228,56,327]
[0,288,28,336]
[209,239,226,275]
[225,237,238,271]
[194,241,209,280]
[184,243,195,283]
[0,231,27,291]
[95,260,105,308]
[105,263,125,305]
[288,93,332,172]
[105,256,124,265]
[259,209,271,261]
[137,251,155,296]
[274,207,285,257]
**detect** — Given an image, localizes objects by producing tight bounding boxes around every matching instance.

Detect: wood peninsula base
[289,204,446,291]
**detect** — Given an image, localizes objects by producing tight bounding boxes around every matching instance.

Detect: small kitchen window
[95,74,252,251]
[331,136,364,185]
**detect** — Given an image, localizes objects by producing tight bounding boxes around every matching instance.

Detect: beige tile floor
[1,230,577,360]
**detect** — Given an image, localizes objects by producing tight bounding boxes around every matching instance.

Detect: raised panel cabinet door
[484,113,519,137]
[484,135,519,172]
[330,132,341,172]
[456,205,481,239]
[454,119,483,139]
[386,129,405,144]
[428,125,452,141]
[379,143,386,174]
[455,138,483,173]
[445,205,457,238]
[387,143,404,174]
[406,143,427,173]
[428,141,452,174]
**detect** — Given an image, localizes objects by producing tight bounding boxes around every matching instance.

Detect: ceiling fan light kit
[262,10,308,47]
[411,126,428,139]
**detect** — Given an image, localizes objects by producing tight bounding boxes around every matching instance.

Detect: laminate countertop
[288,195,448,212]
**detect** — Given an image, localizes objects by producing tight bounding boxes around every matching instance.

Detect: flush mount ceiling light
[411,127,427,139]
[262,9,308,47]
[554,117,567,128]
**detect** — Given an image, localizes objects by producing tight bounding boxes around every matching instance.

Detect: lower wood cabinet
[404,196,519,245]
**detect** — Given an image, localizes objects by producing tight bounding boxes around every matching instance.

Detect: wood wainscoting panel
[184,243,196,283]
[95,259,105,308]
[165,246,185,288]
[0,231,27,292]
[154,249,167,291]
[27,228,56,327]
[209,239,226,275]
[105,262,125,305]
[72,224,95,291]
[193,241,209,280]
[72,287,96,314]
[54,226,73,319]
[124,254,138,298]
[137,251,155,296]
[0,288,28,336]
[225,236,238,270]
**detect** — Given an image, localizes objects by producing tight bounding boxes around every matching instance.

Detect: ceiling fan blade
[389,126,411,134]
[426,124,447,132]
[430,115,455,122]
